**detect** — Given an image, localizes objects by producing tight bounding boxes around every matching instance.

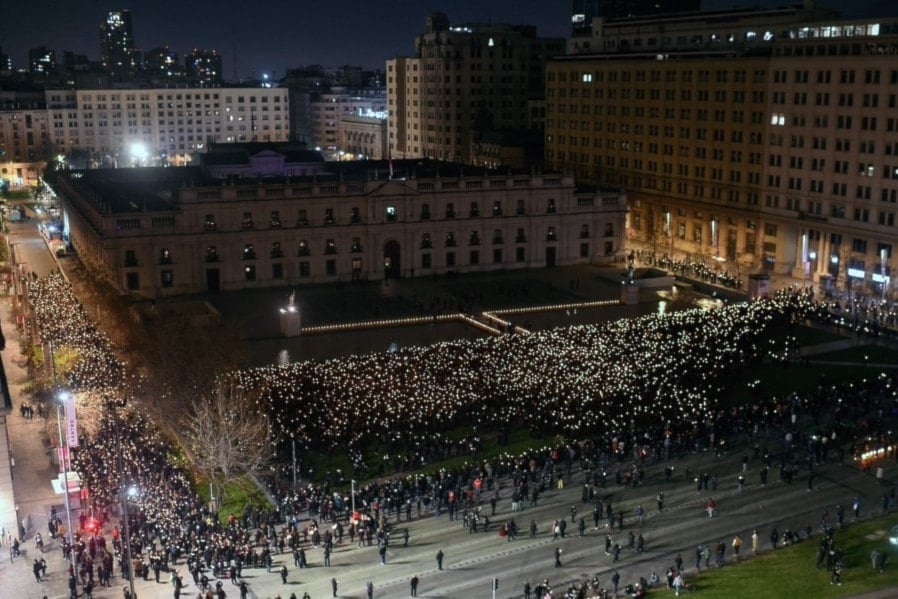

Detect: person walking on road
[436,549,444,570]
[366,579,374,599]
[331,577,338,597]
[554,546,563,567]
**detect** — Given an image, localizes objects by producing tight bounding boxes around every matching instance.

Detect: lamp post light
[55,392,77,574]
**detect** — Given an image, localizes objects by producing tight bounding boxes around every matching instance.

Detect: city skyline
[2,0,888,81]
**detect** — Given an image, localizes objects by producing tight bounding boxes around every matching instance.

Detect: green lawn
[196,475,269,522]
[690,514,898,598]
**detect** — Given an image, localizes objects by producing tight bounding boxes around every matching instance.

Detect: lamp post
[120,485,137,599]
[351,479,357,516]
[55,392,77,574]
[113,408,138,599]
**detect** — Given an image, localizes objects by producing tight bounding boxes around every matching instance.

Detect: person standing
[732,534,743,561]
[523,580,531,599]
[751,529,760,555]
[280,564,288,584]
[366,579,374,599]
[410,575,419,596]
[331,577,338,597]
[554,547,563,567]
[436,549,444,570]
[611,570,620,596]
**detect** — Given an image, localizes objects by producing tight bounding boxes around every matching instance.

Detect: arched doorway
[383,240,401,279]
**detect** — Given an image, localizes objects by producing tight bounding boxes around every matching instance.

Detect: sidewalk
[0,288,78,597]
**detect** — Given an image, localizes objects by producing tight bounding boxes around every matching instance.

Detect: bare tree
[184,380,275,509]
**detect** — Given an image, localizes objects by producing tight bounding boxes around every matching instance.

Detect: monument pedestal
[620,283,639,305]
[748,274,771,300]
[279,306,301,336]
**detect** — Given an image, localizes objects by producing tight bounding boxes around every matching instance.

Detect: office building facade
[546,4,898,295]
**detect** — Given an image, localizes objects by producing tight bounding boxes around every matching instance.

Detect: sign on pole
[63,393,79,447]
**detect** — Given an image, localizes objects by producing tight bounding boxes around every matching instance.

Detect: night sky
[0,0,889,81]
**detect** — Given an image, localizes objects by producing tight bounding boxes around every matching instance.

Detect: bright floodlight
[130,142,148,161]
[57,391,71,403]
[127,486,138,498]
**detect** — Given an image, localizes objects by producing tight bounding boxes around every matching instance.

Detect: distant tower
[99,9,139,78]
[28,46,56,74]
[186,49,223,85]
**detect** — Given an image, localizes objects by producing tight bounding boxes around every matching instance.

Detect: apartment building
[388,12,564,164]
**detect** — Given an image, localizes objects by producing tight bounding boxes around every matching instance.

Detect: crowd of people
[23,271,898,598]
[633,250,743,289]
[231,290,804,472]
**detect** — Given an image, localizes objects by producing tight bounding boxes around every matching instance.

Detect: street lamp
[114,408,138,599]
[55,392,77,574]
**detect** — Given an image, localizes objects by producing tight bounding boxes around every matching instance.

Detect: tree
[184,380,275,509]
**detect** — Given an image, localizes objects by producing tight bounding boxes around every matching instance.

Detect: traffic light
[493,578,499,591]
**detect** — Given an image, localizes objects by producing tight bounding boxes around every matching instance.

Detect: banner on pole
[63,394,79,447]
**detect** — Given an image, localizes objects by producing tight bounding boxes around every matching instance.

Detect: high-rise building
[387,12,564,164]
[145,47,182,79]
[99,10,140,78]
[185,49,223,85]
[546,3,898,296]
[28,46,56,74]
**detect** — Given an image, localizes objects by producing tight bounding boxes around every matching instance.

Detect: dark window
[446,251,456,267]
[243,244,256,259]
[125,250,138,267]
[161,270,173,287]
[270,211,281,228]
[580,243,590,258]
[244,264,256,281]
[470,250,480,265]
[421,253,432,269]
[205,246,219,262]
[126,272,139,290]
[272,263,284,279]
[299,261,310,277]
[204,214,216,231]
[493,248,503,264]
[159,248,172,264]
[351,207,361,223]
[516,247,525,262]
[271,242,284,258]
[326,259,337,275]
